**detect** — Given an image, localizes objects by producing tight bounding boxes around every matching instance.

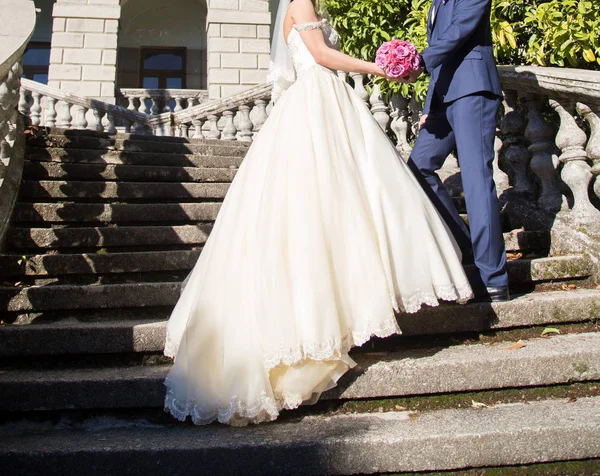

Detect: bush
[323,0,599,101]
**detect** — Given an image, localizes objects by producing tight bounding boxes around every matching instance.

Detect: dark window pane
[166,77,183,89]
[143,77,159,88]
[144,53,183,70]
[23,48,51,66]
[33,73,48,84]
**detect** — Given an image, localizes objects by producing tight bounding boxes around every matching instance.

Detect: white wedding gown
[163,20,473,426]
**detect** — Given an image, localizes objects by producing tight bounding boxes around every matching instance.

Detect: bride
[163,0,473,426]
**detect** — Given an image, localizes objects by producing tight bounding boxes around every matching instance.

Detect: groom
[401,0,509,302]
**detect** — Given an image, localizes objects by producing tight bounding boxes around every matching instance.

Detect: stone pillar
[48,0,120,103]
[207,0,271,100]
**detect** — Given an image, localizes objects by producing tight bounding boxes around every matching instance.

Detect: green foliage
[524,0,600,68]
[323,0,599,100]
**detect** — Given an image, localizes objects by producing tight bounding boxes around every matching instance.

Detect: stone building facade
[24,0,276,104]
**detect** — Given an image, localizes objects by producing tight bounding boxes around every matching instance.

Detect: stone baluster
[221,110,237,141]
[0,61,21,164]
[122,117,132,133]
[579,104,600,201]
[45,97,57,128]
[179,123,189,138]
[350,73,368,107]
[523,94,562,211]
[106,113,117,134]
[138,96,150,115]
[408,93,422,138]
[237,105,253,142]
[499,90,533,196]
[90,108,105,132]
[162,98,172,114]
[493,134,510,195]
[188,98,200,108]
[389,93,412,160]
[550,99,600,220]
[369,84,390,132]
[72,105,88,130]
[149,97,160,116]
[251,99,268,133]
[29,92,42,126]
[577,103,600,172]
[56,101,72,129]
[206,114,221,140]
[174,97,184,113]
[266,101,274,117]
[18,87,30,117]
[126,95,137,113]
[192,118,203,139]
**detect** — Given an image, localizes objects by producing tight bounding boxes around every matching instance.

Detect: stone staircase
[0,129,599,475]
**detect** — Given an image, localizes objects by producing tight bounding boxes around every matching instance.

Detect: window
[139,48,186,89]
[22,42,51,84]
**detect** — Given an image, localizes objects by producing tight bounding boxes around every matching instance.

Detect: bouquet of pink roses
[376,40,421,79]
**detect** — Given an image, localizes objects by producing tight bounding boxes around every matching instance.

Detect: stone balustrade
[118,88,210,116]
[19,78,151,134]
[0,0,36,249]
[496,66,600,223]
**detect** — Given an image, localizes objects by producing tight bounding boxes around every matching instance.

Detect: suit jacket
[420,0,502,114]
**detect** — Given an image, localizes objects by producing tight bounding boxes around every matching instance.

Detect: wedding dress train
[163,19,473,426]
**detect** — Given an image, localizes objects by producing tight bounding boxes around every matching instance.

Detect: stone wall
[48,0,120,103]
[207,0,271,99]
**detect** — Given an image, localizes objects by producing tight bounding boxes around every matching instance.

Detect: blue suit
[408,0,508,289]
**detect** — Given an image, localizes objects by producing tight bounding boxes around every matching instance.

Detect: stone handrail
[20,78,151,134]
[118,88,209,116]
[497,65,600,111]
[0,0,36,250]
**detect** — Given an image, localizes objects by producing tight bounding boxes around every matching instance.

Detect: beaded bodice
[287,19,340,76]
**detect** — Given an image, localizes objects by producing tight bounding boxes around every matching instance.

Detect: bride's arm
[291,0,385,77]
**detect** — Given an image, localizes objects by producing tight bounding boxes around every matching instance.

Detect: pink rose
[377,43,391,55]
[395,45,410,59]
[376,54,387,68]
[411,54,422,70]
[387,64,406,78]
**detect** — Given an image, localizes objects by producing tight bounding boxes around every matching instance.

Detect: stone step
[13,203,222,225]
[27,134,250,156]
[26,146,245,168]
[8,225,212,250]
[6,226,545,252]
[0,249,202,277]
[19,180,230,201]
[23,161,238,183]
[1,289,599,355]
[0,250,590,284]
[2,396,599,475]
[1,331,599,411]
[0,282,180,313]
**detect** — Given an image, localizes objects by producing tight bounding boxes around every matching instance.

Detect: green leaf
[541,327,561,336]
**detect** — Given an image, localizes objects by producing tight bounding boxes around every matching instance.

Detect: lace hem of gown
[163,282,473,426]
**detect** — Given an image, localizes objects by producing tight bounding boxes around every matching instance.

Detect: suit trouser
[408,91,508,288]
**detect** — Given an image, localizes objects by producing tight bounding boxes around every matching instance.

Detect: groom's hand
[397,66,423,84]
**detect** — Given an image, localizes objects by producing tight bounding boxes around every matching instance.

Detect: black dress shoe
[485,285,510,302]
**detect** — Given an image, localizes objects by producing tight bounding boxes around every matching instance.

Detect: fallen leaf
[541,327,561,336]
[561,283,577,291]
[394,405,407,411]
[501,340,526,350]
[471,400,487,409]
[506,252,523,261]
[567,397,577,403]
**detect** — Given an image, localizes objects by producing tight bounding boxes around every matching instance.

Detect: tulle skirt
[163,66,473,426]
